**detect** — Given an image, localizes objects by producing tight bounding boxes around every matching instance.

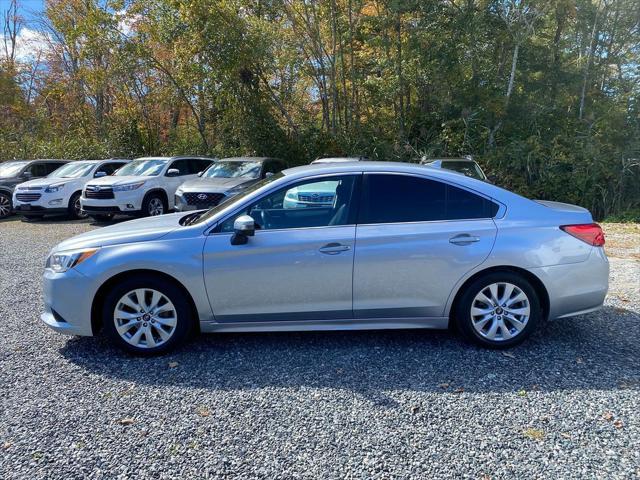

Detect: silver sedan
[41,162,609,354]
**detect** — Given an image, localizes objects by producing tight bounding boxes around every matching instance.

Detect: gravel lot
[0,217,638,479]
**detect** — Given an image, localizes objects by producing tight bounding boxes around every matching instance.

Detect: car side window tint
[98,162,121,175]
[360,174,497,224]
[28,163,48,177]
[169,159,190,176]
[188,159,210,174]
[447,183,498,219]
[218,175,357,232]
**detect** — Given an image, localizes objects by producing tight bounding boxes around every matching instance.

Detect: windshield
[115,159,167,177]
[48,162,95,178]
[202,161,262,179]
[190,173,284,225]
[0,161,28,177]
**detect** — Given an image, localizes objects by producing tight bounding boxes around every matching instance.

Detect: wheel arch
[91,269,200,335]
[143,188,169,209]
[448,266,550,324]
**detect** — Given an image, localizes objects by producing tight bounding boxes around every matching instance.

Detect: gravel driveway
[0,217,638,479]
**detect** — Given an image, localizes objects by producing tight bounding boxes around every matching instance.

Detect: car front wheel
[455,272,541,349]
[0,192,11,218]
[102,275,193,355]
[68,192,88,220]
[142,193,166,217]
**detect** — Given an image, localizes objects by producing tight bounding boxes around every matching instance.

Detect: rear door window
[360,174,497,224]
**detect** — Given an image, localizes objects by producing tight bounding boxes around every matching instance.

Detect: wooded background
[1,0,639,219]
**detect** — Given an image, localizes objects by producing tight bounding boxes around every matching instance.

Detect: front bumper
[41,268,94,336]
[81,191,143,216]
[532,247,609,320]
[13,194,68,215]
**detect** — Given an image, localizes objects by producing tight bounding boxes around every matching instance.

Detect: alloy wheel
[470,282,530,342]
[148,198,164,216]
[74,197,87,218]
[113,288,178,349]
[0,194,10,218]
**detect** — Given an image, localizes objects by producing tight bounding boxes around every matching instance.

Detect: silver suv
[175,157,287,211]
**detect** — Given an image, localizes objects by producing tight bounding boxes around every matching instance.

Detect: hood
[54,212,187,252]
[86,175,155,186]
[179,176,254,192]
[16,177,69,189]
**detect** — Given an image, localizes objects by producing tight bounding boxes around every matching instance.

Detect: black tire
[67,192,87,220]
[455,271,541,349]
[141,192,166,217]
[0,192,12,219]
[102,274,194,355]
[89,213,114,222]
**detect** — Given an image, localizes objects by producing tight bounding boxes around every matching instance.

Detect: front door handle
[449,234,481,245]
[319,243,351,255]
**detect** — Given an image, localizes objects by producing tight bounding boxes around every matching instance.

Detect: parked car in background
[0,160,69,219]
[175,157,287,211]
[13,159,130,220]
[421,157,488,181]
[42,162,608,354]
[80,156,215,221]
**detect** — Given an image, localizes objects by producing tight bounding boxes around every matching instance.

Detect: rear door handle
[319,243,351,255]
[449,234,480,245]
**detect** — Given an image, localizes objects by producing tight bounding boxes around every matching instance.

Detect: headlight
[45,248,99,273]
[45,183,66,193]
[113,182,145,192]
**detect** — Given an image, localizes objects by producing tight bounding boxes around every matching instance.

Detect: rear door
[353,173,498,319]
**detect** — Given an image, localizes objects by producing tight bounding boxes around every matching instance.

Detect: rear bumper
[531,247,609,320]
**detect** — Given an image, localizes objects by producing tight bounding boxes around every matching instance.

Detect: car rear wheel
[67,192,88,220]
[455,272,541,349]
[0,192,11,218]
[102,275,193,355]
[142,193,166,217]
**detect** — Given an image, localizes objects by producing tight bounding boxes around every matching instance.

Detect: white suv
[81,156,215,220]
[13,159,129,220]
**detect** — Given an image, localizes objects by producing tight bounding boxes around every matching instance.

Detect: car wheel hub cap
[114,288,177,349]
[470,282,530,342]
[0,196,9,216]
[149,198,163,216]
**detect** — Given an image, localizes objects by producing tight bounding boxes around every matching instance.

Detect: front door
[203,174,359,322]
[353,173,498,318]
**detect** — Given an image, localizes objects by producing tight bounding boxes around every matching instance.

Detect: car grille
[298,193,334,204]
[184,192,226,207]
[84,186,115,199]
[15,193,41,202]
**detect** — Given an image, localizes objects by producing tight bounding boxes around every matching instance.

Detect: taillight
[560,223,605,246]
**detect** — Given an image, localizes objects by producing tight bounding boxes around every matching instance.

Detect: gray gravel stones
[0,217,638,479]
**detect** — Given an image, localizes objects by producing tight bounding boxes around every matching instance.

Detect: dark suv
[0,160,69,218]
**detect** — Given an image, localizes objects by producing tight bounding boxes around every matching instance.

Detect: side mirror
[230,215,255,245]
[94,171,107,178]
[22,171,32,179]
[265,172,274,178]
[197,171,204,177]
[166,168,180,177]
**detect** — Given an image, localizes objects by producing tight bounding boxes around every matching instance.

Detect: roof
[219,156,273,162]
[134,156,217,161]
